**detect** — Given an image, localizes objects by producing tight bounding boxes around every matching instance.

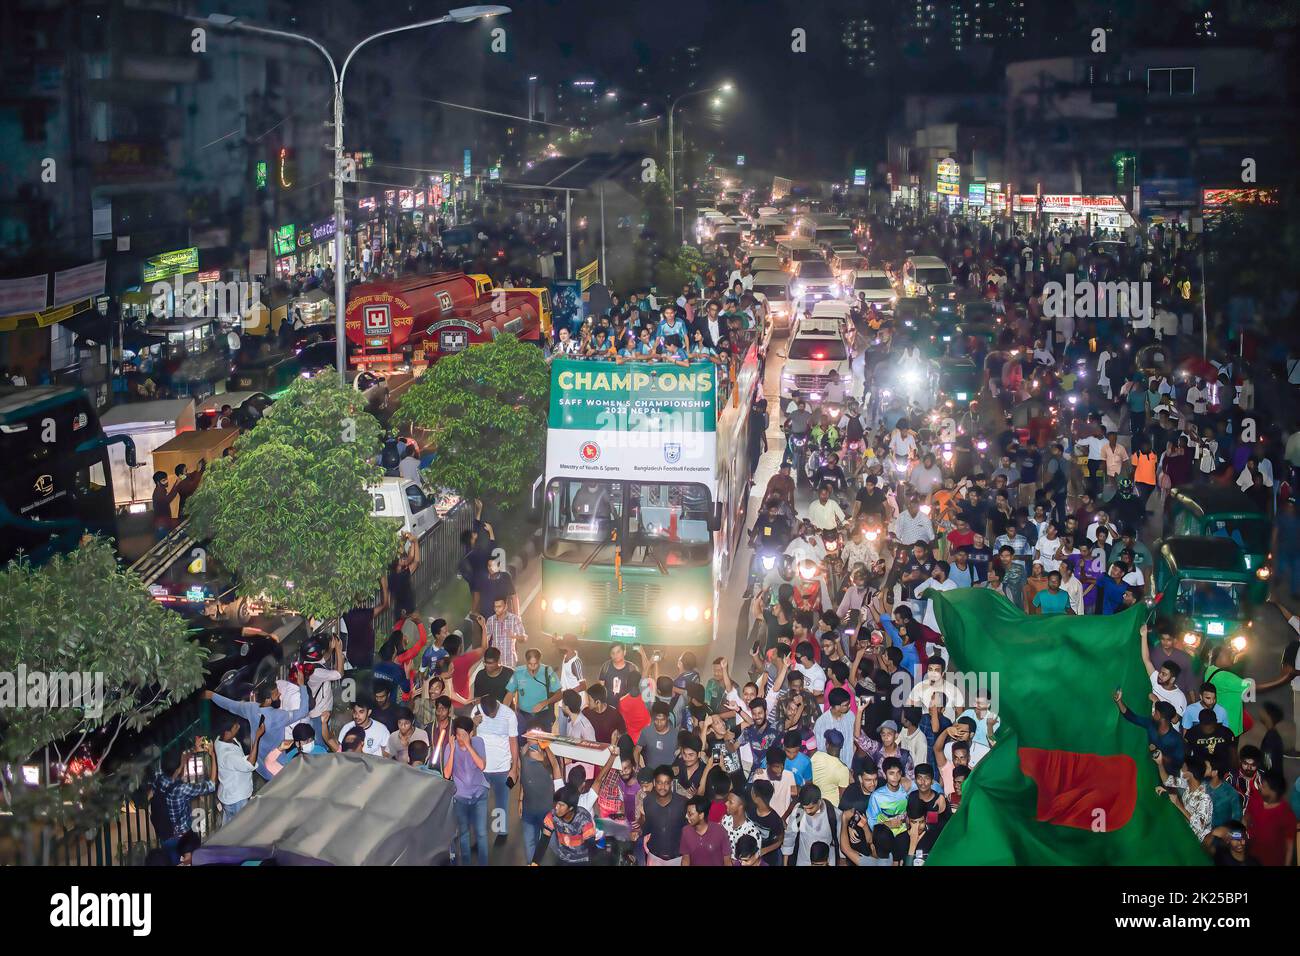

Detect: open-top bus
[0,386,137,567]
[540,344,761,652]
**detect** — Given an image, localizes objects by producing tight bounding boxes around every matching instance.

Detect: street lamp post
[665,82,732,216]
[200,6,511,381]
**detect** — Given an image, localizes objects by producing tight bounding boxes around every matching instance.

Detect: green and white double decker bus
[541,347,761,652]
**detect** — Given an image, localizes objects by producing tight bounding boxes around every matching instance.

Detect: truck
[344,272,552,370]
[100,398,196,512]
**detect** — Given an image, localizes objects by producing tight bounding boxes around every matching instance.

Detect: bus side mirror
[709,503,723,532]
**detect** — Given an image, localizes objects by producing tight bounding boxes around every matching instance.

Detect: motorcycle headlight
[919,504,931,515]
[1182,632,1200,647]
[902,369,920,384]
[942,450,953,461]
[866,530,879,541]
[799,561,817,581]
[1230,634,1248,652]
[976,440,988,451]
[1256,566,1270,580]
[762,554,777,570]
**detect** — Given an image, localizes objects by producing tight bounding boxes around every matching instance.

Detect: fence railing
[369,500,473,642]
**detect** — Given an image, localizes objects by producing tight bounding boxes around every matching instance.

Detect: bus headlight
[568,600,582,616]
[668,605,683,622]
[552,598,568,614]
[684,605,700,622]
[1256,566,1270,580]
[1230,635,1248,652]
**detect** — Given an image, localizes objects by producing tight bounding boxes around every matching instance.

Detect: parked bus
[0,386,137,567]
[540,346,760,652]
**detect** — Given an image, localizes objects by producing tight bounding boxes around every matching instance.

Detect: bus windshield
[544,478,711,567]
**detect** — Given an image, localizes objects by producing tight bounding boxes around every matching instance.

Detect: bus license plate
[610,624,637,638]
[1208,622,1225,636]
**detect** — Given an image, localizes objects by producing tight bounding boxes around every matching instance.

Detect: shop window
[1147,67,1195,95]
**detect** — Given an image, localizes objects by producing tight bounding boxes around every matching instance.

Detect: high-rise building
[842,16,880,73]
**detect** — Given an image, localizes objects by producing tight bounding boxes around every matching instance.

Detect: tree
[0,537,205,857]
[187,376,397,621]
[394,334,549,506]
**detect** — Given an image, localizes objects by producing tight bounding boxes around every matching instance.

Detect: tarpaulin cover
[193,752,456,866]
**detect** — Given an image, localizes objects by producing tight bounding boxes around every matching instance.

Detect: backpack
[791,799,839,863]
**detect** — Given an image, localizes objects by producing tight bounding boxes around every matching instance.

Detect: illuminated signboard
[272,224,297,256]
[463,149,472,176]
[197,269,221,284]
[311,218,337,243]
[141,247,199,282]
[358,197,377,214]
[937,158,960,196]
[968,182,987,206]
[853,168,867,186]
[255,161,267,190]
[399,190,414,210]
[1202,188,1278,206]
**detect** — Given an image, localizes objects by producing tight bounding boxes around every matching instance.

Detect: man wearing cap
[854,717,915,779]
[809,729,852,802]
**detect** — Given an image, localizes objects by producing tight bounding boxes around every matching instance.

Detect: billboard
[968,183,987,207]
[546,359,717,484]
[853,168,867,187]
[142,247,199,282]
[937,158,960,196]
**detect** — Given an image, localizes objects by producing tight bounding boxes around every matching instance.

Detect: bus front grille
[585,580,664,616]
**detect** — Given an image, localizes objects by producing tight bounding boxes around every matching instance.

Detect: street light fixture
[664,82,734,207]
[200,5,513,381]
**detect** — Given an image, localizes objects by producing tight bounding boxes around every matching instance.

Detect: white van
[368,476,439,539]
[902,255,956,298]
[777,238,821,272]
[750,270,793,333]
[781,318,852,406]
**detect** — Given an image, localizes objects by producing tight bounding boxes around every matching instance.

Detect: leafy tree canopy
[188,377,396,620]
[394,334,549,506]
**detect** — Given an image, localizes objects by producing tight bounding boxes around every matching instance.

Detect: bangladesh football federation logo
[579,441,600,463]
[664,442,682,464]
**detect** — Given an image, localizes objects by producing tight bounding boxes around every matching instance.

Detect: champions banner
[547,359,717,486]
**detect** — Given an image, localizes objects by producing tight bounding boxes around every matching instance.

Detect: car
[936,357,982,408]
[849,270,896,312]
[830,252,867,285]
[790,259,842,308]
[750,256,783,274]
[807,300,854,347]
[780,317,851,408]
[751,270,794,334]
[902,255,956,300]
[1151,536,1256,666]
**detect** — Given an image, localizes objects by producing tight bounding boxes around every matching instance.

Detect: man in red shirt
[442,632,483,710]
[618,681,652,746]
[1245,770,1297,867]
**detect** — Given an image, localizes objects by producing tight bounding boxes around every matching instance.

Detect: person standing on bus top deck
[152,470,180,539]
[655,304,688,347]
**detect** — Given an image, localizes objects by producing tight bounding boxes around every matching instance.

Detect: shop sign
[142,247,199,282]
[937,158,960,196]
[272,225,297,257]
[968,183,987,206]
[311,218,337,243]
[853,168,867,186]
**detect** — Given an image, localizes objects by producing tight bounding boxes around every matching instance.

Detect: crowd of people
[147,198,1300,868]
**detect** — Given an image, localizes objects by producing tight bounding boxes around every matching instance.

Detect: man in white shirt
[807,484,846,532]
[305,635,345,744]
[913,562,958,633]
[906,658,966,723]
[472,695,520,839]
[1085,510,1119,544]
[891,497,935,546]
[214,714,260,824]
[338,701,391,757]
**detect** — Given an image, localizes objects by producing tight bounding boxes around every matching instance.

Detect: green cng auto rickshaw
[1164,485,1272,600]
[1151,536,1254,672]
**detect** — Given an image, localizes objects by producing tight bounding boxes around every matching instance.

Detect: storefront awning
[0,296,92,333]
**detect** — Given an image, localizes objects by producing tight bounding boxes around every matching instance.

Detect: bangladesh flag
[927,589,1209,866]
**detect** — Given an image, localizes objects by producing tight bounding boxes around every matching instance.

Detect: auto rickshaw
[1164,485,1273,600]
[1150,536,1255,672]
